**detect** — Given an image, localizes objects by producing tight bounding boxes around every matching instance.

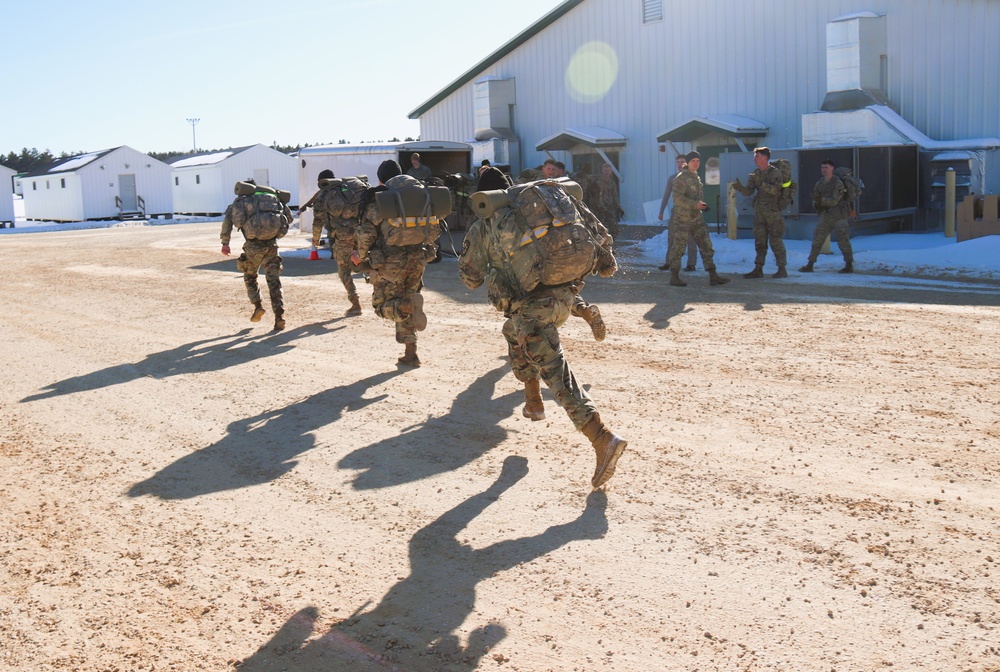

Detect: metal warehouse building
[409,0,1000,231]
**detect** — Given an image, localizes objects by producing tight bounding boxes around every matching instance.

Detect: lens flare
[565,42,619,104]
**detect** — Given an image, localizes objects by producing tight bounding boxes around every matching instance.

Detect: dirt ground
[1,221,998,672]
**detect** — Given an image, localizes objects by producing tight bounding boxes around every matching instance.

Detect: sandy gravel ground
[1,222,998,672]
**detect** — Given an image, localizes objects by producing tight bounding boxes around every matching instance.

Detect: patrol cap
[685,150,701,162]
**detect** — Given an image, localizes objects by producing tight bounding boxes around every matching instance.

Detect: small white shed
[168,144,298,215]
[20,146,173,222]
[1,164,15,226]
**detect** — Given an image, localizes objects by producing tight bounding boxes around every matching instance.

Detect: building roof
[166,145,256,168]
[656,115,769,143]
[407,0,585,119]
[536,127,626,151]
[22,147,121,177]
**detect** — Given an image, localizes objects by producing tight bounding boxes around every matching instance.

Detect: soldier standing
[353,160,432,367]
[800,160,854,274]
[220,180,293,331]
[406,153,433,181]
[658,155,699,272]
[588,162,622,238]
[732,147,788,278]
[667,151,730,287]
[458,173,628,489]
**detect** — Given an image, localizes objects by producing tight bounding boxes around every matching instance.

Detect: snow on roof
[870,106,1000,150]
[49,152,102,173]
[831,11,881,22]
[170,151,235,168]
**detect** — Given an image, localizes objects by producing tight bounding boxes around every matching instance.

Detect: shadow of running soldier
[234,456,609,672]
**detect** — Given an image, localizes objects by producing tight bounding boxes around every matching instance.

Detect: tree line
[1,138,419,172]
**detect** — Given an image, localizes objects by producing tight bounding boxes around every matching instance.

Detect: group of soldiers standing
[659,146,857,285]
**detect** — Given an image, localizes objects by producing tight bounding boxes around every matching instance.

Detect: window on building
[175,176,179,186]
[195,174,200,184]
[46,180,50,189]
[32,182,37,191]
[642,0,662,24]
[61,178,66,188]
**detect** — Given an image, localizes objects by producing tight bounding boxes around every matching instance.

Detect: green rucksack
[834,167,865,204]
[771,158,797,209]
[243,186,289,240]
[374,174,452,247]
[325,176,371,220]
[495,181,601,294]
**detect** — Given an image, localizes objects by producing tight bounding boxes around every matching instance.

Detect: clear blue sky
[2,0,565,155]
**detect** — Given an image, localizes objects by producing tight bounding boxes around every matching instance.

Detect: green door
[695,144,740,232]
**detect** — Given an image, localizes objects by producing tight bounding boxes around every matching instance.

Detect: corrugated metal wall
[417,0,1000,221]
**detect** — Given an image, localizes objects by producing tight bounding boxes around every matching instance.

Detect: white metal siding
[79,147,173,219]
[0,166,15,222]
[416,0,1000,221]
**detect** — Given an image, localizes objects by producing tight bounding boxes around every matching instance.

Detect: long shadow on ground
[235,456,608,672]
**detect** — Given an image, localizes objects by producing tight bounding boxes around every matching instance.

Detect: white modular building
[1,164,15,226]
[409,0,1000,229]
[168,144,298,215]
[20,146,173,222]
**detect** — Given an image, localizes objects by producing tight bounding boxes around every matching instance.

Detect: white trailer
[297,140,471,233]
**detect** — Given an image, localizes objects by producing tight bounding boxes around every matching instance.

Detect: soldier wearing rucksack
[458,173,628,490]
[353,160,450,367]
[220,180,294,330]
[732,147,789,278]
[299,169,336,257]
[800,160,857,274]
[322,174,371,317]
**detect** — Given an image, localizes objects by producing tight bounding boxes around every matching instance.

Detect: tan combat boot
[669,268,687,287]
[273,312,285,331]
[580,304,606,342]
[346,296,362,317]
[250,301,265,322]
[799,260,815,272]
[743,265,764,279]
[582,412,627,489]
[708,269,730,286]
[397,342,420,367]
[522,379,545,421]
[772,266,788,278]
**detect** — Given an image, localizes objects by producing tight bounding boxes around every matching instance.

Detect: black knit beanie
[377,160,402,184]
[318,169,334,181]
[476,166,509,192]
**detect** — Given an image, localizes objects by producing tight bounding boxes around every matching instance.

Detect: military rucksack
[374,174,452,247]
[495,181,601,294]
[834,167,865,204]
[242,186,289,240]
[325,176,370,220]
[770,158,797,210]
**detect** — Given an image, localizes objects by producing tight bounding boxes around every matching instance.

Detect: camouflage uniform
[301,187,332,250]
[356,199,430,345]
[807,176,853,264]
[220,194,292,318]
[587,175,621,237]
[458,202,616,431]
[515,167,545,184]
[327,214,360,305]
[667,170,720,272]
[733,165,787,268]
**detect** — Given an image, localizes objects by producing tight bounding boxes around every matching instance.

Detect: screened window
[196,174,201,184]
[61,178,66,188]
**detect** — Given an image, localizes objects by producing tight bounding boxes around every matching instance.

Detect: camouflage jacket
[733,165,783,210]
[220,194,292,245]
[812,176,849,219]
[355,191,432,265]
[671,170,705,221]
[407,164,433,181]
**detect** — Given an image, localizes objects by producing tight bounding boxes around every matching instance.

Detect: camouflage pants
[502,285,596,431]
[369,250,427,344]
[666,221,698,267]
[331,228,359,302]
[808,214,853,263]
[594,207,620,237]
[238,239,283,315]
[668,216,716,271]
[752,208,787,267]
[311,221,329,249]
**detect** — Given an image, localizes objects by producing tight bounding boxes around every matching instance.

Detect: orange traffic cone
[308,248,320,261]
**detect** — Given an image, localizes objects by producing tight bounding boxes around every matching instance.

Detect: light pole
[186,118,200,151]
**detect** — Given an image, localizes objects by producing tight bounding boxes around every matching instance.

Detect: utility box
[956,194,1000,242]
